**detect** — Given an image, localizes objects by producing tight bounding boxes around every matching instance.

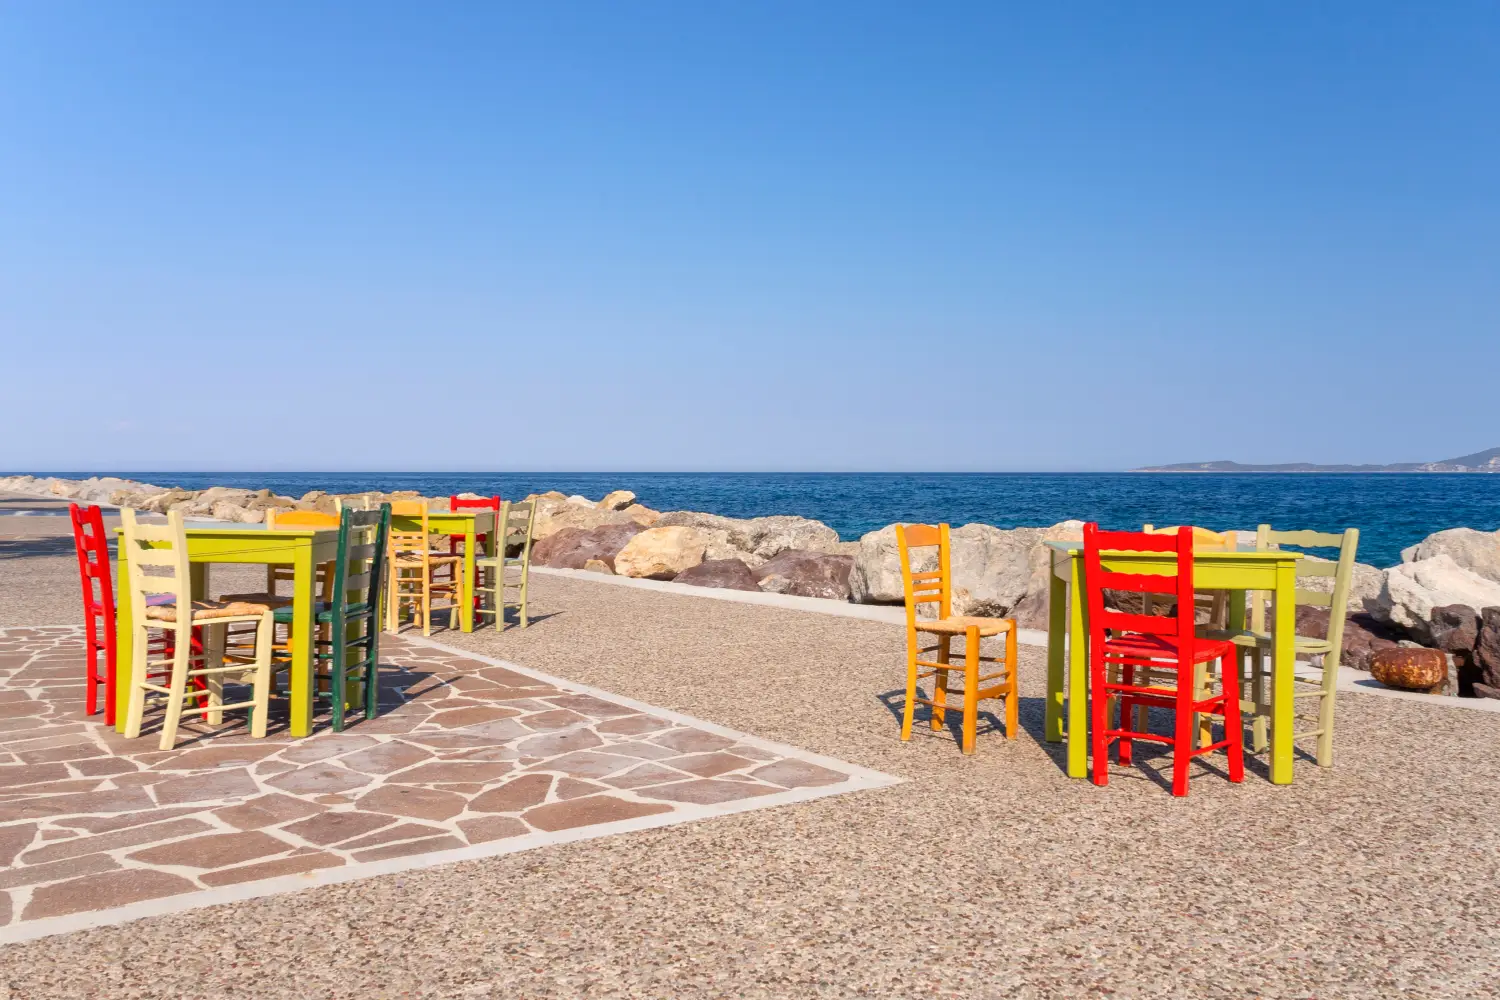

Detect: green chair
[1234,525,1360,767]
[270,503,391,731]
[474,500,535,630]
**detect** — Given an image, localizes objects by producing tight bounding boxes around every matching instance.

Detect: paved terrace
[1,495,1498,998]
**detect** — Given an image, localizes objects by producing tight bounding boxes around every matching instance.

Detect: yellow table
[387,509,495,633]
[1043,540,1304,784]
[114,526,338,739]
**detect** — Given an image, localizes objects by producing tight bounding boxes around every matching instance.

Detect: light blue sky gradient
[1,3,1495,471]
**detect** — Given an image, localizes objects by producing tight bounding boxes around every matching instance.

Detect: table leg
[1271,561,1296,784]
[1225,589,1249,745]
[114,543,134,733]
[458,522,477,632]
[1067,555,1089,779]
[1045,553,1066,743]
[290,544,316,738]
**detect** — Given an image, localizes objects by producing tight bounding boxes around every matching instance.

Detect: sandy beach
[0,492,1496,999]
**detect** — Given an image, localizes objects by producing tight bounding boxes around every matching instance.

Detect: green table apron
[386,510,495,633]
[114,526,339,739]
[1043,541,1304,785]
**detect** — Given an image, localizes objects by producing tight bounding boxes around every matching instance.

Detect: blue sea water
[36,472,1500,569]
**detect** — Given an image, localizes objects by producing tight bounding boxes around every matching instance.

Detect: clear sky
[1,2,1495,472]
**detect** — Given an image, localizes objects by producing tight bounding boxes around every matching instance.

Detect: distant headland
[1133,447,1500,474]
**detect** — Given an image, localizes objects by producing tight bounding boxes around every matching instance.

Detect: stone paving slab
[0,626,897,943]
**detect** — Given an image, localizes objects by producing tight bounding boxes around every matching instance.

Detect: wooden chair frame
[386,500,461,635]
[896,523,1018,754]
[474,500,535,631]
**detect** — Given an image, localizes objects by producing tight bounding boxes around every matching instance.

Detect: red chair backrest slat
[1082,522,1197,650]
[450,495,502,514]
[69,503,114,614]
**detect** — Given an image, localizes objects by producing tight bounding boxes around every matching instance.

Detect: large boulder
[848,520,1084,624]
[1373,555,1500,642]
[532,496,656,540]
[597,490,637,511]
[1400,528,1500,584]
[614,526,708,580]
[177,487,256,516]
[752,550,854,601]
[531,523,646,570]
[210,500,265,524]
[141,489,198,514]
[673,559,760,592]
[1295,556,1385,614]
[655,511,841,561]
[1280,606,1406,671]
[1477,607,1500,692]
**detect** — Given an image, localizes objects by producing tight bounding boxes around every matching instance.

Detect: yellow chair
[120,509,275,750]
[386,500,462,635]
[896,523,1018,754]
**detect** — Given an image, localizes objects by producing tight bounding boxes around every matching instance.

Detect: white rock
[1374,554,1500,641]
[211,500,265,524]
[1400,527,1500,585]
[566,494,595,508]
[656,511,840,561]
[614,526,708,580]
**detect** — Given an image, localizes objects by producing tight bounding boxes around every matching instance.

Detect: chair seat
[393,552,463,567]
[1205,629,1334,654]
[142,599,272,623]
[1103,632,1235,665]
[219,592,294,609]
[915,615,1014,637]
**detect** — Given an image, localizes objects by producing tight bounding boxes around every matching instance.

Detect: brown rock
[636,779,778,805]
[521,794,673,832]
[1339,613,1408,671]
[130,831,288,869]
[673,559,760,592]
[749,759,848,788]
[458,815,529,844]
[24,869,197,919]
[356,785,467,821]
[752,550,854,601]
[265,765,374,796]
[350,835,465,863]
[469,774,553,813]
[282,811,392,846]
[214,794,324,831]
[152,768,260,804]
[200,850,344,886]
[1369,647,1448,692]
[1477,607,1500,689]
[531,523,646,570]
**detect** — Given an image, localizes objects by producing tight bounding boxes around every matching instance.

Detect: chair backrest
[1083,523,1198,653]
[68,503,114,617]
[451,495,501,514]
[266,509,341,530]
[1143,524,1237,551]
[895,523,950,628]
[499,500,536,555]
[388,500,431,559]
[1250,526,1361,654]
[331,504,391,617]
[119,508,191,629]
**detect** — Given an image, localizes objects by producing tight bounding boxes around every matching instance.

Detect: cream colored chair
[120,509,275,750]
[386,500,461,635]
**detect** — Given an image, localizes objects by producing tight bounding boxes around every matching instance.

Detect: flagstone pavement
[0,626,895,940]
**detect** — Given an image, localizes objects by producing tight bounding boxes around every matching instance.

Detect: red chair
[447,495,501,554]
[69,503,206,726]
[1082,522,1244,796]
[69,504,118,723]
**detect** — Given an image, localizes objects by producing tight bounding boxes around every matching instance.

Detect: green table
[114,526,338,739]
[387,509,495,633]
[1043,540,1304,785]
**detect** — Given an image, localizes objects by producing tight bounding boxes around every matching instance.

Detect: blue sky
[1,2,1495,471]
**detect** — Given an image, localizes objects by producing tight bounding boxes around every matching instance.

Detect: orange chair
[386,501,461,635]
[896,523,1018,754]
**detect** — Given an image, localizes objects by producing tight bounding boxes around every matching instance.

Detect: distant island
[1134,446,1500,473]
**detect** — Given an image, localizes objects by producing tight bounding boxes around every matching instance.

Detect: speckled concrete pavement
[2,499,1498,998]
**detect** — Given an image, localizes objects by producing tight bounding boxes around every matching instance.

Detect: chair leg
[930,636,951,731]
[1004,626,1018,739]
[1220,655,1245,782]
[1316,656,1336,767]
[900,631,919,741]
[385,564,398,632]
[1194,661,1212,750]
[1170,690,1194,797]
[421,569,432,637]
[249,614,273,739]
[124,624,151,740]
[1117,664,1135,766]
[1250,648,1269,751]
[1090,654,1109,787]
[158,627,193,751]
[203,624,226,727]
[961,627,979,754]
[519,563,530,628]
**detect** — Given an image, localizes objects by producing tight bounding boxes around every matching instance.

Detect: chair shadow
[0,536,77,560]
[396,608,562,636]
[875,688,1067,770]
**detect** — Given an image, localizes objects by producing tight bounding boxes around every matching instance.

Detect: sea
[34,472,1500,569]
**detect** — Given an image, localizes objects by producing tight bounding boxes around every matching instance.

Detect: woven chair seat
[393,552,462,567]
[218,592,294,609]
[914,615,1015,637]
[142,599,272,623]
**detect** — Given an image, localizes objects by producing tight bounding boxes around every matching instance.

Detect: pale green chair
[474,500,535,630]
[1234,525,1360,768]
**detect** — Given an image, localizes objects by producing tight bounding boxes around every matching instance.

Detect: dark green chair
[270,503,391,731]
